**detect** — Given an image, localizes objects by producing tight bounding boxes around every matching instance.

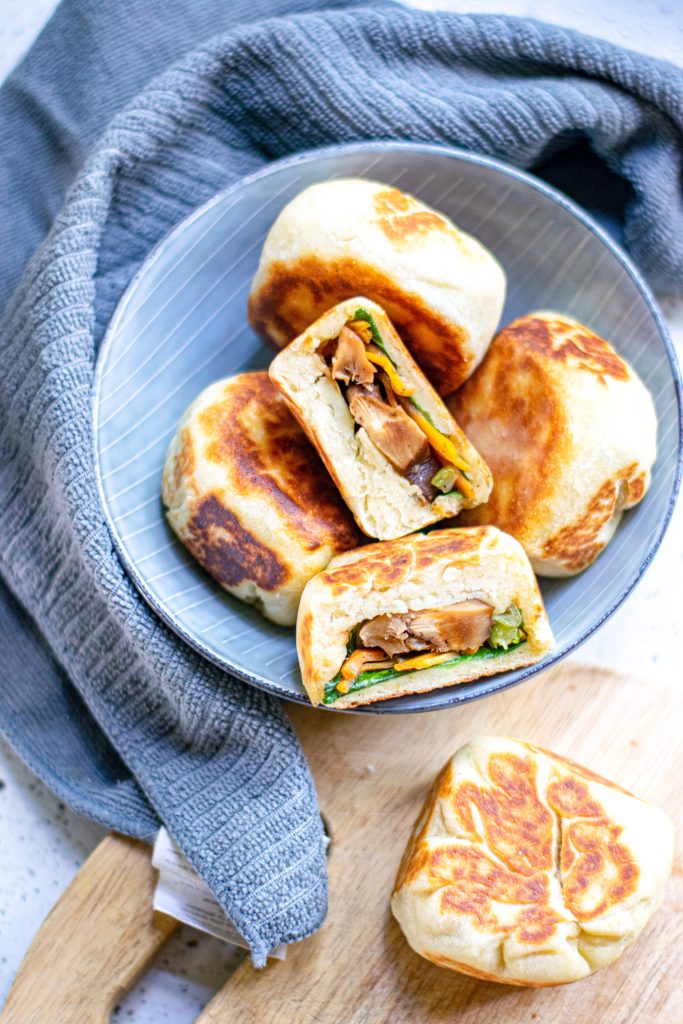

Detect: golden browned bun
[269,297,492,541]
[449,312,657,575]
[392,737,674,987]
[296,526,553,707]
[248,178,506,393]
[162,372,361,626]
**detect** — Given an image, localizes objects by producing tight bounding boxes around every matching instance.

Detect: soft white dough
[392,736,675,986]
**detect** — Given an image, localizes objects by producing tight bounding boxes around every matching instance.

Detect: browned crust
[450,315,647,571]
[198,372,361,553]
[394,761,455,892]
[540,463,640,572]
[298,608,317,701]
[248,255,471,393]
[452,753,554,874]
[547,776,639,920]
[316,528,484,594]
[395,744,640,964]
[504,316,630,384]
[527,744,635,797]
[185,494,288,591]
[172,427,194,494]
[372,188,459,246]
[451,339,570,540]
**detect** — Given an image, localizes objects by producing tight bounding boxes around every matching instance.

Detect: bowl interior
[94,143,680,712]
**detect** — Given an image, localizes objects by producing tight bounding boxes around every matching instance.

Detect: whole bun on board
[162,372,362,626]
[449,312,657,576]
[248,178,506,394]
[392,736,674,987]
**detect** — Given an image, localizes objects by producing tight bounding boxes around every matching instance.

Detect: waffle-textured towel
[1,0,682,965]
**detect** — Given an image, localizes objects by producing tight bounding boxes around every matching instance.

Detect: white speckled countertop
[1,2,682,1020]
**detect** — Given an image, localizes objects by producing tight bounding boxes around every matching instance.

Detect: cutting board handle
[0,833,177,1024]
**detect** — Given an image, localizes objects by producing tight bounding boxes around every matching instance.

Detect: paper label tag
[152,827,287,960]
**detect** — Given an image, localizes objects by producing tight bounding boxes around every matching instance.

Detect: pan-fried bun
[392,736,674,986]
[450,312,657,576]
[297,526,552,707]
[248,178,506,393]
[162,372,361,626]
[269,297,492,541]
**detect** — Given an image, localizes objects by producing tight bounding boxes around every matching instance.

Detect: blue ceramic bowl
[94,143,682,712]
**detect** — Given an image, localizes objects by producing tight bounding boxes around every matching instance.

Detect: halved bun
[269,297,492,541]
[296,526,553,707]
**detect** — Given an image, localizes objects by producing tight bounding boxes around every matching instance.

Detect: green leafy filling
[352,306,437,426]
[353,306,390,355]
[323,604,525,705]
[323,643,520,705]
[345,622,361,655]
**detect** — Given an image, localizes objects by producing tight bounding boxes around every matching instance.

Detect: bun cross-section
[296,526,553,708]
[269,298,492,541]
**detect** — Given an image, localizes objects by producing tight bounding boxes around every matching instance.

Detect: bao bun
[248,178,506,394]
[269,297,492,541]
[450,312,657,576]
[296,526,553,707]
[392,737,674,987]
[162,372,361,626]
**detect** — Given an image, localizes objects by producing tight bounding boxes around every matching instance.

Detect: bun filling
[325,308,474,503]
[324,601,525,705]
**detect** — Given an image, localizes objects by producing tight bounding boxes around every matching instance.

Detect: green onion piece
[353,307,440,428]
[353,307,390,356]
[431,466,458,493]
[489,604,525,650]
[408,396,436,426]
[346,622,360,655]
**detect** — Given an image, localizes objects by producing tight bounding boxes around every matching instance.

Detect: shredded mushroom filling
[327,602,526,701]
[324,310,474,503]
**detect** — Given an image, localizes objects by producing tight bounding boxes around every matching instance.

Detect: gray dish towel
[1,0,682,964]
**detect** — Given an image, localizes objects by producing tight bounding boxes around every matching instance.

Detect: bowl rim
[93,139,683,714]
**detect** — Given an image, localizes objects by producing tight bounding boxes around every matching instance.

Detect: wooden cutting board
[198,663,682,1024]
[3,663,681,1024]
